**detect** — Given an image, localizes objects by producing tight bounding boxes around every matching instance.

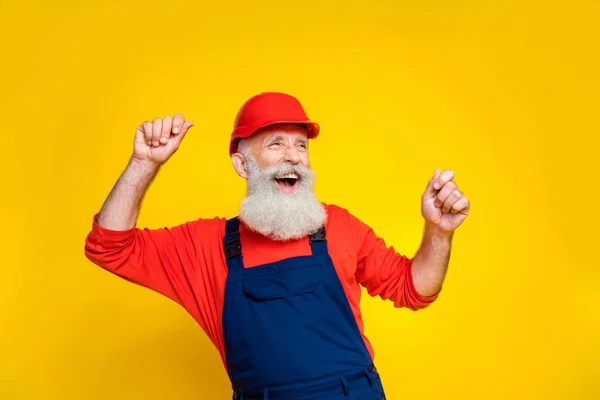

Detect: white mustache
[263,162,310,180]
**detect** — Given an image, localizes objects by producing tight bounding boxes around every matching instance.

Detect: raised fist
[421,169,470,235]
[132,113,194,166]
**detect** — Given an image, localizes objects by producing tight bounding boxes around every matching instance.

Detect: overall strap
[308,226,328,256]
[224,217,244,271]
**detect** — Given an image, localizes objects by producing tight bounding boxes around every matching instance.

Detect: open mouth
[274,173,299,193]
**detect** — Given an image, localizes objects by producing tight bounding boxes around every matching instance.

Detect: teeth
[277,173,298,179]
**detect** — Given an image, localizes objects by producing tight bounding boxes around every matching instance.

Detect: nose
[283,144,300,164]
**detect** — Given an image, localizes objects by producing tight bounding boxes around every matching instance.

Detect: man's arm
[411,225,452,297]
[96,114,194,231]
[412,169,470,297]
[83,114,234,347]
[97,158,159,230]
[346,205,438,311]
[84,114,197,303]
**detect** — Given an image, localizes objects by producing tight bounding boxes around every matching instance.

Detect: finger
[450,197,470,214]
[151,118,162,147]
[434,181,458,208]
[423,169,442,198]
[433,170,455,190]
[172,113,185,134]
[161,116,173,144]
[442,189,463,213]
[142,122,153,145]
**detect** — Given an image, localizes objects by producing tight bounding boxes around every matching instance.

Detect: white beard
[239,156,327,241]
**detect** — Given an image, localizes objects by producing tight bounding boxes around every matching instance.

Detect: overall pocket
[242,267,322,301]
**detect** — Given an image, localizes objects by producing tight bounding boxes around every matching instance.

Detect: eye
[269,141,282,147]
[297,142,307,149]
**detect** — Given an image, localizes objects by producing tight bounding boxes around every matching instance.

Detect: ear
[231,153,248,178]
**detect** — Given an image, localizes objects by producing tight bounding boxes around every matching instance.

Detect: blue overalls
[222,218,387,400]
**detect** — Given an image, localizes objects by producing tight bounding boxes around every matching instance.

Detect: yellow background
[1,0,598,398]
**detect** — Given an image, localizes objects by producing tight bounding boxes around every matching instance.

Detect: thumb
[180,121,194,132]
[423,169,441,198]
[170,122,194,147]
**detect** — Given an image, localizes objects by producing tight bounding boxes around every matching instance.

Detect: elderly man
[84,92,470,400]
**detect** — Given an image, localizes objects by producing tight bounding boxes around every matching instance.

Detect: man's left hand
[421,169,470,236]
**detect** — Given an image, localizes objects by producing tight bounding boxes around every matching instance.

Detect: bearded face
[239,152,327,241]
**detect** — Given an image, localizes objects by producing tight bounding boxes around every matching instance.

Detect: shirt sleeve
[83,214,203,308]
[350,213,439,310]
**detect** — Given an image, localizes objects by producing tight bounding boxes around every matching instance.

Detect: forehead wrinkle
[260,134,288,149]
[266,134,308,144]
[267,134,285,142]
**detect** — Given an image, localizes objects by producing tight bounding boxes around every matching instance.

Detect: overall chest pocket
[242,266,322,301]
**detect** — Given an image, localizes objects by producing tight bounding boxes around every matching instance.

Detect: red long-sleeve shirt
[84,204,438,368]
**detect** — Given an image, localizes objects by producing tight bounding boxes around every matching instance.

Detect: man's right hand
[132,113,194,167]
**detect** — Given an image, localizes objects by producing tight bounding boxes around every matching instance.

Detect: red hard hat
[229,92,320,155]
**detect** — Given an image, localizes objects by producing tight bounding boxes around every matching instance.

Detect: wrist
[129,156,161,174]
[424,222,454,240]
